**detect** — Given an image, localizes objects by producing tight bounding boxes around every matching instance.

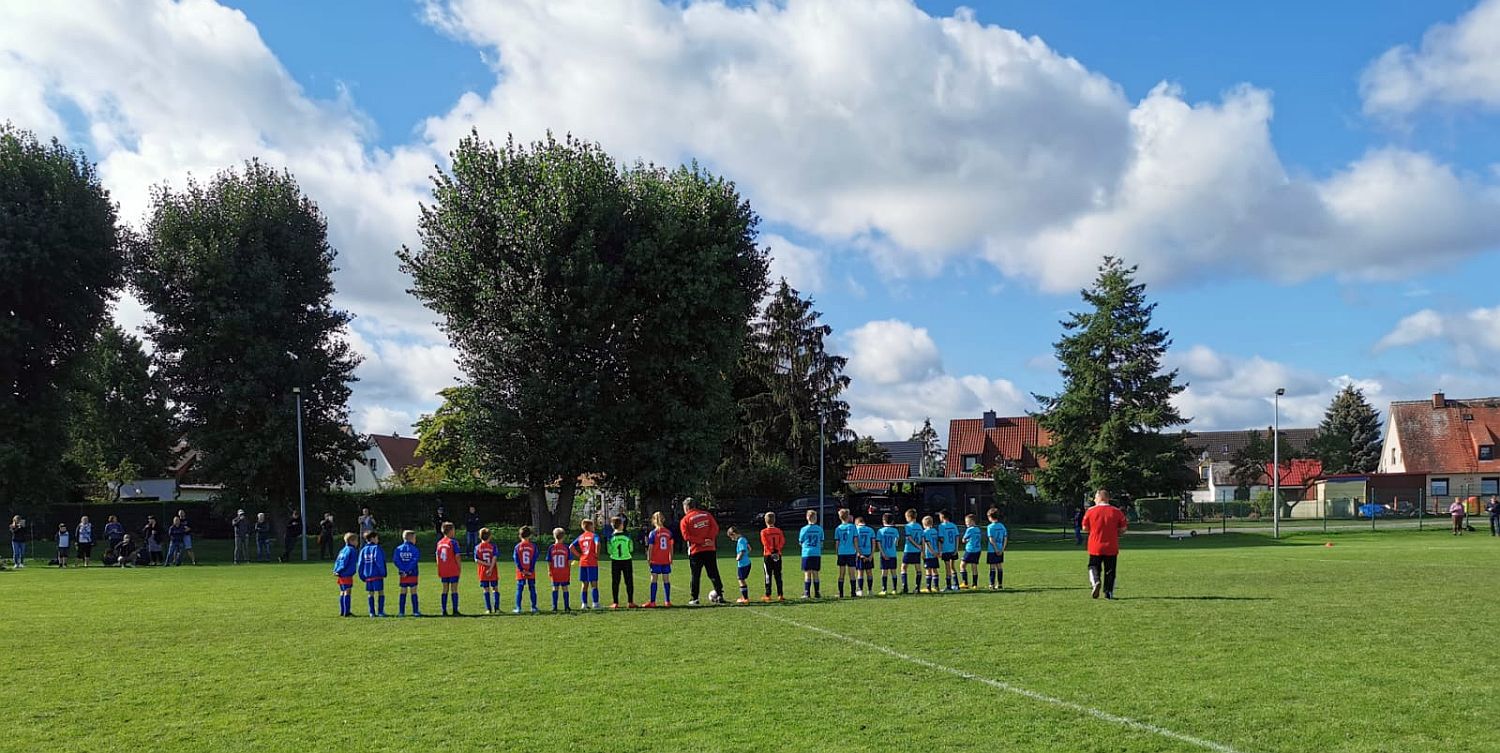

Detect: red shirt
[474,541,497,582]
[760,526,785,556]
[647,527,674,565]
[1082,504,1128,556]
[547,542,572,582]
[513,541,537,581]
[571,532,600,567]
[680,510,720,555]
[435,536,460,579]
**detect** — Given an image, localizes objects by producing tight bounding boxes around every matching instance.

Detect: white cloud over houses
[843,320,1029,441]
[1169,345,1376,430]
[1361,0,1500,116]
[1376,305,1500,371]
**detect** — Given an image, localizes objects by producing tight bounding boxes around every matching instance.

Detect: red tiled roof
[945,416,1050,480]
[370,434,424,478]
[1390,396,1500,474]
[846,463,911,491]
[1265,458,1323,487]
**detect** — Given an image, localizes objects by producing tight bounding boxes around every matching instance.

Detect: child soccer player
[547,528,573,611]
[938,511,961,591]
[832,509,856,599]
[921,516,941,593]
[56,523,70,568]
[358,530,388,617]
[986,507,1009,590]
[960,514,983,589]
[799,509,824,599]
[876,514,901,596]
[853,515,875,597]
[474,528,498,614]
[901,509,923,594]
[333,532,359,616]
[570,519,601,610]
[729,527,752,604]
[436,522,462,616]
[393,530,422,616]
[606,516,636,609]
[513,526,539,614]
[760,512,785,602]
[645,512,673,608]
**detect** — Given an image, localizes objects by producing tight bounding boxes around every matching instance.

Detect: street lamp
[1273,387,1285,539]
[292,387,308,561]
[818,407,826,531]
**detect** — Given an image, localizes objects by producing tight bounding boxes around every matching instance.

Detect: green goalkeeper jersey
[607,531,634,561]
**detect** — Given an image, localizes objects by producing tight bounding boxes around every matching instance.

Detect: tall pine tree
[1309,385,1382,473]
[1034,257,1194,504]
[909,418,945,477]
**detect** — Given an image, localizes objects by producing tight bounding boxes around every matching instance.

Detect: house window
[961,455,980,472]
[1199,466,1210,481]
[1390,447,1397,464]
[370,457,380,474]
[1431,478,1449,497]
[1482,478,1499,496]
[1481,445,1494,461]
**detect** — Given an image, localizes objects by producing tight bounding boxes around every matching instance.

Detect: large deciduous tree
[1034,257,1194,505]
[411,385,486,487]
[132,160,363,507]
[0,125,122,507]
[1309,385,1382,474]
[64,324,176,488]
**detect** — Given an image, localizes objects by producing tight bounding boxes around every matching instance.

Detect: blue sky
[4,0,1499,441]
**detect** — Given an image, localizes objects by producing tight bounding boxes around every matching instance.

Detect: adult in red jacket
[1081,489,1128,600]
[680,498,725,605]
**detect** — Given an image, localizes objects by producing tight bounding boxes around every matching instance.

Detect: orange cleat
[662,601,672,608]
[735,597,749,604]
[627,602,638,609]
[609,603,619,610]
[642,601,656,608]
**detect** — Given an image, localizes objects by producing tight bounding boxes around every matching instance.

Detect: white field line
[751,610,1247,753]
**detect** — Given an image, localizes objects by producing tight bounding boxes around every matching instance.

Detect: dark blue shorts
[855,556,873,570]
[941,552,958,562]
[924,558,939,570]
[480,579,497,588]
[441,575,460,584]
[364,579,384,592]
[987,552,1005,564]
[650,563,671,575]
[880,557,897,570]
[737,564,752,580]
[902,552,921,565]
[836,554,856,567]
[963,552,980,564]
[552,581,569,588]
[579,566,598,582]
[801,556,821,572]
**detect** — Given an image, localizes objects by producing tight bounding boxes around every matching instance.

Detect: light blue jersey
[903,521,923,553]
[962,525,983,553]
[921,528,940,557]
[798,524,824,557]
[938,521,960,553]
[735,536,751,567]
[854,524,875,557]
[986,521,1009,553]
[833,522,858,555]
[877,526,901,557]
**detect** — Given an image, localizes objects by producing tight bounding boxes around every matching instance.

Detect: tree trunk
[528,481,552,534]
[554,474,578,532]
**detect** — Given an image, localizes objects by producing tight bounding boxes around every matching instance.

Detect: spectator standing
[465,506,481,555]
[254,513,273,562]
[142,516,163,565]
[55,523,70,567]
[679,498,725,605]
[1450,499,1466,535]
[1081,489,1128,600]
[432,505,446,536]
[9,515,27,568]
[166,517,187,566]
[282,511,303,562]
[1072,506,1085,546]
[1487,497,1499,537]
[231,510,250,564]
[319,513,337,559]
[76,516,94,567]
[358,508,376,536]
[104,515,125,558]
[176,509,198,565]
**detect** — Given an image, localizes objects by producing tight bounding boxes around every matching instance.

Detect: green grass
[4,528,1498,752]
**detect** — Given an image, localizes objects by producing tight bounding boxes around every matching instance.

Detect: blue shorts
[737,564,752,580]
[963,552,980,564]
[902,552,921,565]
[480,579,497,588]
[924,558,939,570]
[650,563,671,575]
[880,557,897,570]
[941,552,958,562]
[183,535,193,549]
[441,575,460,584]
[552,581,570,588]
[579,566,598,582]
[364,578,384,592]
[856,556,874,570]
[836,554,856,567]
[987,552,1004,564]
[801,556,821,572]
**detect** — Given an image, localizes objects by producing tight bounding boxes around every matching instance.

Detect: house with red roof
[342,433,425,491]
[945,411,1050,483]
[1378,393,1500,512]
[846,462,912,491]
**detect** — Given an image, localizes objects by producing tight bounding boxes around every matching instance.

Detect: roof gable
[369,434,423,478]
[944,415,1050,477]
[1389,396,1500,474]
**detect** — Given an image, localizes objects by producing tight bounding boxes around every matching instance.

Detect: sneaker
[609,603,619,610]
[530,607,539,614]
[662,602,672,608]
[642,601,656,608]
[735,597,749,604]
[627,602,638,609]
[1090,582,1102,599]
[854,591,863,597]
[878,590,887,596]
[761,595,772,603]
[413,612,424,617]
[687,599,700,606]
[1104,592,1115,600]
[777,595,785,602]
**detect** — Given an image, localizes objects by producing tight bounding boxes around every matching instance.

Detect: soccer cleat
[735,597,749,604]
[687,599,700,606]
[878,590,887,596]
[642,601,656,608]
[609,603,619,610]
[662,602,672,608]
[761,595,772,603]
[1091,582,1102,599]
[777,595,785,602]
[1104,592,1115,600]
[627,602,638,608]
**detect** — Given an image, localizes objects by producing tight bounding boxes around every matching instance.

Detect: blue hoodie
[333,544,358,577]
[392,541,420,576]
[357,543,387,580]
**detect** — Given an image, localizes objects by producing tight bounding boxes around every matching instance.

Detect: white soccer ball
[708,590,720,604]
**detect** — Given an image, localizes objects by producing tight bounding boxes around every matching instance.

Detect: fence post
[1418,488,1424,531]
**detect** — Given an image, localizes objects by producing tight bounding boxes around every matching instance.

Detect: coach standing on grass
[680,498,725,605]
[1082,489,1127,600]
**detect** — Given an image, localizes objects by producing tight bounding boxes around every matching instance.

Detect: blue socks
[664,583,670,602]
[411,594,420,615]
[399,593,407,616]
[367,595,376,616]
[563,591,570,611]
[529,582,537,610]
[338,592,350,616]
[552,589,559,611]
[377,594,385,615]
[580,586,590,609]
[515,583,524,611]
[592,586,599,606]
[650,582,658,603]
[441,592,449,615]
[902,572,909,592]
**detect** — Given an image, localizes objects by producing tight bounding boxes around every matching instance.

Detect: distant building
[875,440,925,477]
[945,411,1048,485]
[342,433,425,492]
[1379,393,1500,512]
[846,462,912,491]
[1183,428,1317,503]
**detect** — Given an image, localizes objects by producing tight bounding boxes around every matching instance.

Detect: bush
[317,487,526,533]
[1135,497,1178,523]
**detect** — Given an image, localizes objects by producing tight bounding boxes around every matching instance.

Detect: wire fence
[1159,489,1500,535]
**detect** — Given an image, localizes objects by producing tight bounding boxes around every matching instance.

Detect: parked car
[1358,503,1395,518]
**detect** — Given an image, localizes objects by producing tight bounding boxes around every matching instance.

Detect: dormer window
[1481,445,1495,461]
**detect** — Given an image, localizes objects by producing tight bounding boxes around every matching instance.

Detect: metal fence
[1164,488,1499,534]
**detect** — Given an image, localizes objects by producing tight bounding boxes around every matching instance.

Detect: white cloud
[1375,309,1447,351]
[354,405,419,437]
[1170,346,1357,430]
[843,319,1029,441]
[1375,305,1500,370]
[763,234,827,293]
[1361,0,1500,115]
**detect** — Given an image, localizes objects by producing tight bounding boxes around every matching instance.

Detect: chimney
[982,410,997,429]
[1433,392,1445,409]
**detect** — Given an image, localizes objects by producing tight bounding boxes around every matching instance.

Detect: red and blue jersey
[547,542,572,583]
[513,540,538,580]
[436,536,460,579]
[474,541,497,582]
[570,532,600,567]
[647,527,673,565]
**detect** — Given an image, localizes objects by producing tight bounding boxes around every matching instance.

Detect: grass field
[4,527,1497,752]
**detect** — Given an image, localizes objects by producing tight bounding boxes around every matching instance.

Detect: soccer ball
[708,590,721,604]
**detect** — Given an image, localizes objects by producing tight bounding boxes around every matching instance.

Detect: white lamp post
[1273,387,1285,539]
[293,386,308,561]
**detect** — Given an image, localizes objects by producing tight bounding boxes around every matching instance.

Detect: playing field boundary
[750,610,1247,753]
